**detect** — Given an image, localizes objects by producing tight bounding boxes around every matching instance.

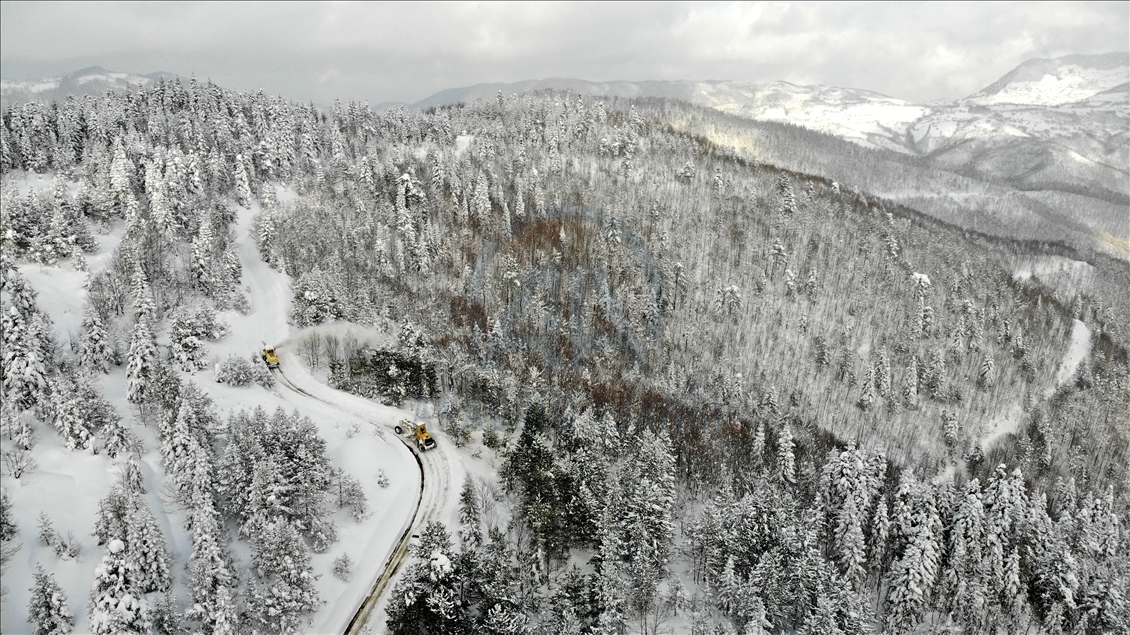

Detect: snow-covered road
[231,198,461,634]
[269,349,461,634]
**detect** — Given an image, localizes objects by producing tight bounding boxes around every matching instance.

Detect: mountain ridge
[0,66,178,106]
[4,53,1126,249]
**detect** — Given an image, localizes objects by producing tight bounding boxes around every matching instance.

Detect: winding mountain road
[270,350,458,634]
[232,200,458,634]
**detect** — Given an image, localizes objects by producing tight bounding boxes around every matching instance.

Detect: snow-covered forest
[1,75,1127,634]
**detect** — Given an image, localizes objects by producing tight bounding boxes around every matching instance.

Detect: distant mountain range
[400,53,1129,210]
[3,53,1127,249]
[0,66,178,107]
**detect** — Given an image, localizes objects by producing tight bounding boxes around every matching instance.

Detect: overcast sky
[2,1,1127,105]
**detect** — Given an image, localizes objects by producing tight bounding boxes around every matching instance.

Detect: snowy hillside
[701,82,928,153]
[965,52,1130,107]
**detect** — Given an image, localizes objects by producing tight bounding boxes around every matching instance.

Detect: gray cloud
[2,1,1126,104]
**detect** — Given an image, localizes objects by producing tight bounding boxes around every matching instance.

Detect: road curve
[270,351,457,635]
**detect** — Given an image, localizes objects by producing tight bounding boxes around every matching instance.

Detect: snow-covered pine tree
[385,521,467,635]
[592,483,627,634]
[835,495,867,587]
[820,446,885,588]
[901,357,919,409]
[623,429,676,572]
[210,585,239,635]
[2,306,49,409]
[1024,493,1079,632]
[99,409,134,458]
[125,500,171,594]
[777,174,796,218]
[857,368,875,411]
[234,154,252,207]
[255,206,277,265]
[943,479,990,631]
[49,372,93,451]
[777,423,796,485]
[459,474,482,548]
[242,454,290,537]
[332,553,353,581]
[191,208,217,294]
[942,409,959,448]
[119,458,146,496]
[27,564,74,635]
[886,474,942,632]
[148,590,180,635]
[0,487,16,541]
[245,518,320,635]
[88,538,151,635]
[145,158,177,242]
[77,305,112,374]
[977,353,995,388]
[752,420,766,468]
[130,268,156,323]
[925,348,945,400]
[169,314,205,373]
[108,141,134,214]
[92,484,134,547]
[329,467,369,521]
[125,314,158,405]
[184,491,236,631]
[161,394,205,502]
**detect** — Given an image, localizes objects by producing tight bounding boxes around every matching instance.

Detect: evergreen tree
[77,305,113,374]
[185,492,236,632]
[210,585,239,635]
[88,538,151,635]
[886,475,942,633]
[777,423,796,485]
[0,487,17,540]
[27,564,74,635]
[125,314,158,404]
[100,410,134,458]
[2,306,49,409]
[92,486,133,548]
[943,479,990,630]
[459,474,482,548]
[48,373,87,450]
[798,595,841,635]
[245,518,320,635]
[1025,494,1079,632]
[977,353,995,388]
[925,349,945,400]
[160,388,212,503]
[125,500,172,594]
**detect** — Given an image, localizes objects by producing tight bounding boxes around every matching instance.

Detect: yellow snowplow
[395,420,437,452]
[262,347,280,369]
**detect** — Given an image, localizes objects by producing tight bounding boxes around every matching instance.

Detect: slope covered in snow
[965,52,1130,107]
[706,82,928,152]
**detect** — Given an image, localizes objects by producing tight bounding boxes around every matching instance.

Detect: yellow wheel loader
[262,347,280,369]
[395,420,437,452]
